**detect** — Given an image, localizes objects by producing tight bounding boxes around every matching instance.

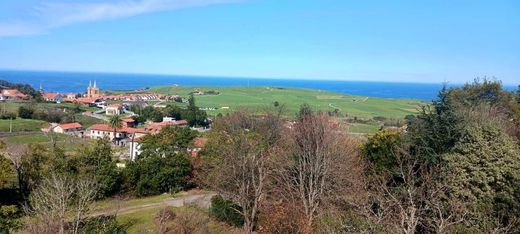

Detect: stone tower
[86,80,100,98]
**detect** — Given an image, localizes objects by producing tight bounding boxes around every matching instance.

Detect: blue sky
[0,0,518,84]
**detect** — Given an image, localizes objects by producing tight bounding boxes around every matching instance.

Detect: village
[0,81,208,162]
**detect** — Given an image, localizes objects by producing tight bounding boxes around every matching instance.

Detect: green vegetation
[0,118,46,132]
[210,195,244,227]
[146,85,421,118]
[123,127,195,197]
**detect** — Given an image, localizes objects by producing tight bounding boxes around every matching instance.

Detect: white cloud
[0,0,243,37]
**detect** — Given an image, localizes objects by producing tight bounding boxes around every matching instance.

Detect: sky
[0,0,518,85]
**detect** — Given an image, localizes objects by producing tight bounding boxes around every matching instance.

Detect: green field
[146,86,422,119]
[0,118,46,132]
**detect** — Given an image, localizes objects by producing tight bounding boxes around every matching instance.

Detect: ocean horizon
[0,70,514,101]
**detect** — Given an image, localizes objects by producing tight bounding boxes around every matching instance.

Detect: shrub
[18,106,34,119]
[210,195,244,227]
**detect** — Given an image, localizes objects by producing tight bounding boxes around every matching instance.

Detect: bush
[0,112,16,120]
[210,195,244,227]
[18,106,34,119]
[80,215,127,234]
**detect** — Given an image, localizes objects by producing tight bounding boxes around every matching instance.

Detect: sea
[0,70,513,101]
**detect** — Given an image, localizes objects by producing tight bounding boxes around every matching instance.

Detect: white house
[53,122,83,136]
[106,103,124,115]
[129,137,143,161]
[42,93,63,103]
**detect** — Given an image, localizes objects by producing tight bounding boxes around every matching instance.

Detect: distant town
[1,80,208,162]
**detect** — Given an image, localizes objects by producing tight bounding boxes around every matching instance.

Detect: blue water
[0,70,462,101]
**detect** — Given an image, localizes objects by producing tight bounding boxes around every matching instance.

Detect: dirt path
[90,193,216,217]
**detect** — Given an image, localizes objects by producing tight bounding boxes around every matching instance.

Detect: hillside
[148,86,421,118]
[144,86,422,133]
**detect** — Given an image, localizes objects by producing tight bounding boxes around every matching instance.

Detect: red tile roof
[107,103,123,108]
[121,118,135,123]
[75,97,98,103]
[58,122,82,130]
[1,89,28,98]
[43,93,61,99]
[193,137,207,148]
[89,124,148,134]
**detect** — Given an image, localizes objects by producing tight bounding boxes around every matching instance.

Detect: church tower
[86,80,100,98]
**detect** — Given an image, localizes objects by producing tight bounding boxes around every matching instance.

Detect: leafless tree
[365,146,468,234]
[25,173,97,234]
[155,207,176,234]
[202,111,283,233]
[273,113,360,231]
[171,207,210,234]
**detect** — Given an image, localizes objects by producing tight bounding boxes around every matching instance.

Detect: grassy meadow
[147,86,422,119]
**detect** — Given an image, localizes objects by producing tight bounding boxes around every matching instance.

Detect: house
[0,94,5,101]
[64,93,77,102]
[121,118,136,127]
[88,124,129,141]
[42,93,63,103]
[88,124,148,143]
[129,137,143,161]
[74,97,99,107]
[144,119,188,134]
[1,89,28,100]
[53,122,83,136]
[189,137,207,157]
[106,103,124,115]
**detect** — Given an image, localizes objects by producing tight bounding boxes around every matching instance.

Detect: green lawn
[74,114,105,128]
[1,132,94,152]
[0,118,46,132]
[116,206,235,234]
[146,86,422,119]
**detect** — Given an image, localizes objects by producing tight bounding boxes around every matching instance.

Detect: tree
[201,112,282,233]
[25,173,97,234]
[362,129,403,174]
[108,114,122,143]
[123,153,192,197]
[122,127,194,196]
[17,106,34,119]
[76,138,121,198]
[406,85,463,165]
[443,123,520,232]
[274,110,359,231]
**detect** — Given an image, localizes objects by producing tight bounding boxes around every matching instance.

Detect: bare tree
[202,112,282,233]
[25,173,97,234]
[274,112,359,231]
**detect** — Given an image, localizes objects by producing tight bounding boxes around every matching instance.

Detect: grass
[92,190,235,233]
[0,132,94,153]
[116,206,235,234]
[74,114,105,128]
[0,118,46,132]
[145,86,422,119]
[92,193,172,214]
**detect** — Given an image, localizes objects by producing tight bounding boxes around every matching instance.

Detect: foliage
[183,94,208,127]
[141,106,163,122]
[123,154,192,197]
[0,205,22,233]
[210,195,244,227]
[123,126,194,196]
[362,129,403,174]
[443,123,520,230]
[0,155,16,189]
[80,215,128,234]
[406,85,463,164]
[76,138,122,198]
[17,105,34,119]
[138,126,198,159]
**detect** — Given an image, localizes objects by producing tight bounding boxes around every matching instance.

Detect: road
[91,193,216,217]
